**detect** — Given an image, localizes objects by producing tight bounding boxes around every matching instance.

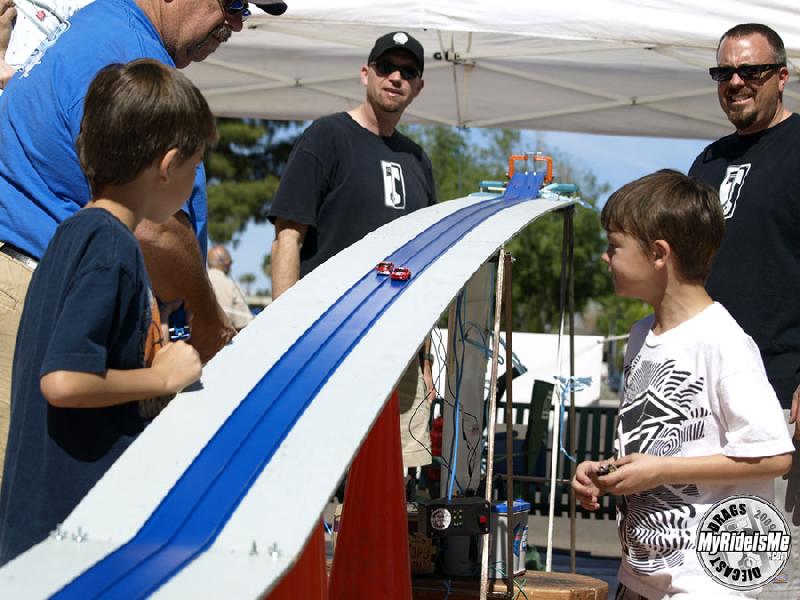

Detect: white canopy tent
[184,0,800,139]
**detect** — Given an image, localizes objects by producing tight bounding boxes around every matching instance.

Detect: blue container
[488,499,530,577]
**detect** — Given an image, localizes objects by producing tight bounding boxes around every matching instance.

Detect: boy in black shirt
[0,59,215,565]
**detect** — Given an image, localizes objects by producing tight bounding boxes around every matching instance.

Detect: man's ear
[412,77,424,99]
[778,65,790,93]
[158,148,180,183]
[359,64,369,86]
[652,239,671,268]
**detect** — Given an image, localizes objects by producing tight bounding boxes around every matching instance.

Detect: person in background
[688,23,800,598]
[207,245,253,330]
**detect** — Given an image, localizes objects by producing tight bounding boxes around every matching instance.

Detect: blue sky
[227,131,713,293]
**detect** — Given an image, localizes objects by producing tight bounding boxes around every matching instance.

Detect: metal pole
[567,207,577,574]
[504,252,515,596]
[480,249,506,600]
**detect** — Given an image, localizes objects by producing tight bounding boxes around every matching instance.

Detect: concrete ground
[527,512,620,558]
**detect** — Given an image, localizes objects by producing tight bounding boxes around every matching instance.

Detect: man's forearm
[136,213,234,362]
[418,335,436,400]
[271,236,301,300]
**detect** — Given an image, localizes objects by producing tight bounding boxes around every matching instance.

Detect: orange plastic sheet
[265,522,328,600]
[329,391,412,599]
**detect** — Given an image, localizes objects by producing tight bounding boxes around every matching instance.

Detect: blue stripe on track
[52,172,545,599]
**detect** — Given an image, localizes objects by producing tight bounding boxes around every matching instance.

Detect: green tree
[239,273,256,296]
[505,165,612,332]
[204,118,299,245]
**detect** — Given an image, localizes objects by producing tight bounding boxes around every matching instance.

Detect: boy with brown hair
[573,170,793,599]
[0,58,215,565]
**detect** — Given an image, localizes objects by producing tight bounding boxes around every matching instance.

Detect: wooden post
[479,249,506,600]
[503,252,515,597]
[567,206,577,574]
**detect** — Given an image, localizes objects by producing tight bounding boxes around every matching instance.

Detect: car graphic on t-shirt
[381,160,406,209]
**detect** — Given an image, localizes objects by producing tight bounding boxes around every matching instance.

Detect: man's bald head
[208,245,233,273]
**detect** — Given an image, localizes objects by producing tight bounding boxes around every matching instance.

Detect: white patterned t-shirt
[617,302,793,599]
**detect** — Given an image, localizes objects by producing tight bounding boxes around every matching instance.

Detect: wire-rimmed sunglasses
[371,59,420,81]
[709,63,784,82]
[222,0,251,20]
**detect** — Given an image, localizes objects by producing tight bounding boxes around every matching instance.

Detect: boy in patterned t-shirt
[572,170,794,599]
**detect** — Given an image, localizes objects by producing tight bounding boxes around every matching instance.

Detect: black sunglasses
[222,0,251,19]
[709,63,784,82]
[371,59,420,81]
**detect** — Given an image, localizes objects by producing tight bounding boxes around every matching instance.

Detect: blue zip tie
[554,376,592,463]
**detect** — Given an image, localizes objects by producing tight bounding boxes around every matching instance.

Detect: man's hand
[136,212,235,363]
[422,368,436,405]
[419,336,436,404]
[791,383,800,439]
[271,218,308,299]
[0,0,16,89]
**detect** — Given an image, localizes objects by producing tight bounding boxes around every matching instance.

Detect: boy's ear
[158,148,181,183]
[652,239,671,268]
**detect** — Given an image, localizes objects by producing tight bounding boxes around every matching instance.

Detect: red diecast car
[376,261,394,275]
[390,266,412,281]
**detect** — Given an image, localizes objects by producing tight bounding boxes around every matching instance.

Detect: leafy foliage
[204,118,300,245]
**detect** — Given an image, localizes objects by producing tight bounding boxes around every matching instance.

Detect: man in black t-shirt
[689,23,799,598]
[268,31,436,393]
[269,31,435,287]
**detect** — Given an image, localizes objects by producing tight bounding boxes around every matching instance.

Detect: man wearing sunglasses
[0,0,286,486]
[689,23,799,599]
[269,31,437,472]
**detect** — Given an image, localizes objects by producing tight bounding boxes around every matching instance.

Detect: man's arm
[136,212,235,363]
[271,218,308,300]
[598,452,793,496]
[417,336,436,403]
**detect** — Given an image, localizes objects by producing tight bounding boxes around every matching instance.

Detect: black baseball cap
[251,1,288,15]
[368,32,424,75]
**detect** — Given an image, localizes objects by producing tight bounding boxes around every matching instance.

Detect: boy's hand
[572,461,604,511]
[152,341,202,394]
[598,453,663,495]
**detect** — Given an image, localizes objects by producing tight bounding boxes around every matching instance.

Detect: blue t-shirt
[0,208,153,565]
[0,0,208,260]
